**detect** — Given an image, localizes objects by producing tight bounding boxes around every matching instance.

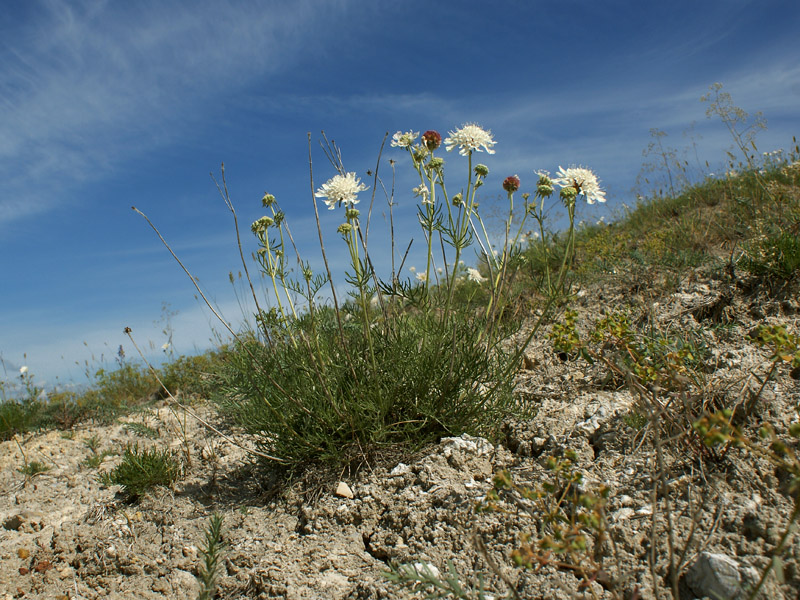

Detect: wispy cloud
[0,0,359,227]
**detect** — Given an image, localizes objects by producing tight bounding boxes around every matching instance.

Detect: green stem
[444,153,474,316]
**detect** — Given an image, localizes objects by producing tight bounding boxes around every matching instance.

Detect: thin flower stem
[273,214,299,320]
[307,133,357,376]
[345,219,378,371]
[364,132,388,247]
[212,166,272,349]
[444,153,474,316]
[387,162,397,287]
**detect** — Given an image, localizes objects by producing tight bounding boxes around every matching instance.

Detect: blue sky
[2,0,799,392]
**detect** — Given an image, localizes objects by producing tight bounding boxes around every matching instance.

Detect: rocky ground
[1,268,799,599]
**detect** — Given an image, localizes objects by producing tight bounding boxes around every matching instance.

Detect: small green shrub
[483,454,616,597]
[219,308,520,473]
[82,450,114,469]
[101,443,181,500]
[124,422,160,439]
[37,390,90,430]
[0,400,38,441]
[93,361,158,407]
[18,461,50,478]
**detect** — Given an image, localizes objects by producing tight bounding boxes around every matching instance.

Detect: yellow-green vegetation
[0,349,226,441]
[522,154,800,298]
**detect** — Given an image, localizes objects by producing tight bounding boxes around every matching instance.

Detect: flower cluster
[251,216,274,234]
[444,124,496,156]
[391,131,419,149]
[552,167,606,204]
[315,172,368,210]
[467,267,487,283]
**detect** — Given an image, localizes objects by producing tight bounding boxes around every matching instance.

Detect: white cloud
[0,0,357,227]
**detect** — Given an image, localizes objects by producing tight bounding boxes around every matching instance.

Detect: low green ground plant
[123,421,160,439]
[17,461,50,478]
[196,513,226,600]
[100,443,181,500]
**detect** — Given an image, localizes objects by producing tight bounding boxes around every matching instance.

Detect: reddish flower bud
[503,175,521,193]
[422,130,442,151]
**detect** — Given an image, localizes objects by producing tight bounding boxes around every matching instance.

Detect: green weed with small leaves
[481,454,619,600]
[18,461,50,478]
[694,410,800,599]
[124,422,160,439]
[196,513,225,600]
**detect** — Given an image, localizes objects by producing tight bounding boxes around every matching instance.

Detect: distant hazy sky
[2,0,799,389]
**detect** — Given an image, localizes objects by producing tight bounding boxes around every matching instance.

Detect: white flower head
[315,172,368,210]
[161,342,171,351]
[467,267,486,283]
[391,130,419,149]
[413,183,431,204]
[444,124,496,156]
[19,366,28,375]
[553,166,606,204]
[415,271,428,283]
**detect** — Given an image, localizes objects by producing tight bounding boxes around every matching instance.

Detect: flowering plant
[208,124,603,471]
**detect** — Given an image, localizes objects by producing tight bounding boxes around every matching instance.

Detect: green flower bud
[337,223,353,235]
[452,193,463,206]
[428,157,444,170]
[262,193,276,207]
[474,164,489,177]
[251,216,273,233]
[537,173,554,197]
[560,187,578,203]
[346,208,360,220]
